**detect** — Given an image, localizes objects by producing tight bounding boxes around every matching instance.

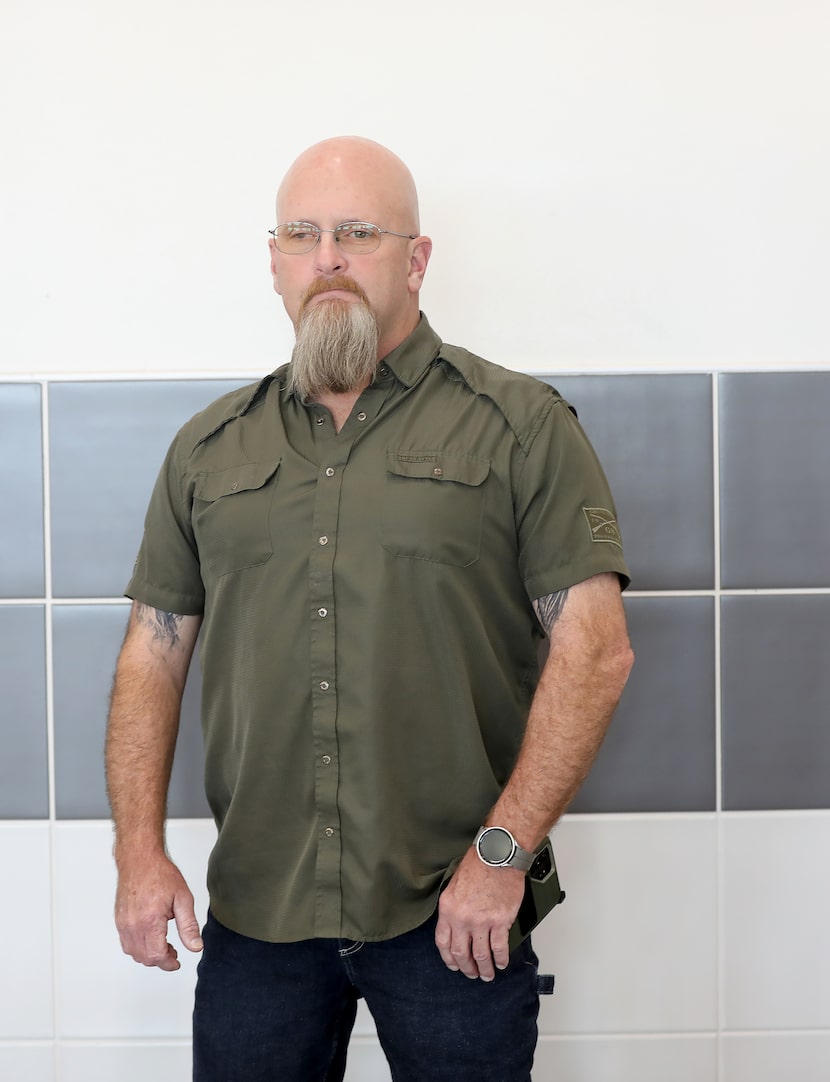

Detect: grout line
[713,373,725,1081]
[4,1028,829,1048]
[4,588,828,610]
[535,1027,830,1040]
[712,372,722,818]
[31,808,830,826]
[4,366,830,382]
[40,381,61,1079]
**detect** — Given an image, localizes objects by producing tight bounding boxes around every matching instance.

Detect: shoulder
[436,343,574,453]
[170,370,284,460]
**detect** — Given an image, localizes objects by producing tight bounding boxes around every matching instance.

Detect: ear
[407,235,432,294]
[268,236,283,296]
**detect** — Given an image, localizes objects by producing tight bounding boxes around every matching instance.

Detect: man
[106,136,633,1081]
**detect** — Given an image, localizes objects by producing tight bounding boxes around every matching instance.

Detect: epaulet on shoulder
[178,371,279,453]
[437,343,569,452]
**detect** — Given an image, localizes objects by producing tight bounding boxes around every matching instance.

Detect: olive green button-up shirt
[127,315,629,943]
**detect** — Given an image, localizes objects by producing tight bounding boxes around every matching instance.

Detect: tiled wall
[1,372,829,1082]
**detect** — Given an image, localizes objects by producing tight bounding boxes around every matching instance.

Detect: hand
[114,852,203,972]
[435,848,526,982]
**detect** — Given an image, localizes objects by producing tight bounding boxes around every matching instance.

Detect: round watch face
[478,827,515,864]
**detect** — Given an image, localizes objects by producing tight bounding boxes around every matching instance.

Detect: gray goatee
[290,297,379,401]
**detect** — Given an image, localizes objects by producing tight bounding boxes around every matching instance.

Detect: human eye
[338,223,379,243]
[286,223,317,240]
[275,223,319,251]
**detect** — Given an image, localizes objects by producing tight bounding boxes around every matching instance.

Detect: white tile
[57,1041,191,1082]
[53,820,215,1038]
[534,816,718,1033]
[343,1037,392,1082]
[353,999,379,1037]
[722,1032,830,1082]
[0,824,54,1039]
[533,1035,717,1081]
[722,813,830,1029]
[0,1044,55,1082]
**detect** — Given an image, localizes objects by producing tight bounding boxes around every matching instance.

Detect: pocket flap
[385,450,490,487]
[194,460,281,502]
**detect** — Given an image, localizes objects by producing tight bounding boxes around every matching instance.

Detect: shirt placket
[306,385,392,935]
[308,422,346,933]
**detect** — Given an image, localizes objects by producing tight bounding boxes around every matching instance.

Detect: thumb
[173,890,204,953]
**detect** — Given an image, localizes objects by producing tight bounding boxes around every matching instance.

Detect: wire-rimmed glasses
[268,221,416,255]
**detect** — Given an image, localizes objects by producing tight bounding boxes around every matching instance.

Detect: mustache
[299,275,371,316]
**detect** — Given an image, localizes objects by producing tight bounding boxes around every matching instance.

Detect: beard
[289,277,380,400]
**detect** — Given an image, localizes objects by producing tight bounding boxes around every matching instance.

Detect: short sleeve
[126,433,206,615]
[515,399,630,601]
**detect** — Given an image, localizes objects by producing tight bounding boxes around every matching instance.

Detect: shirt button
[230,481,239,490]
[319,536,328,545]
[324,827,335,837]
[322,755,332,765]
[433,467,443,477]
[319,681,329,690]
[317,608,328,618]
[379,366,388,377]
[357,411,367,421]
[325,467,335,477]
[316,416,325,426]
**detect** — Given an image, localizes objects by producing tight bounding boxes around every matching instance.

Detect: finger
[434,918,459,971]
[146,941,181,972]
[450,933,479,980]
[491,925,511,972]
[142,926,181,971]
[173,891,204,953]
[472,933,496,983]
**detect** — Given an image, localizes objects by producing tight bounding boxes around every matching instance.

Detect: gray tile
[0,605,48,817]
[0,384,45,596]
[547,374,715,591]
[53,604,210,819]
[719,373,830,589]
[569,595,716,813]
[722,595,830,810]
[49,380,251,598]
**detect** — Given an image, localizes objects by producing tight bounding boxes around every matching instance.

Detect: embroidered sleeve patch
[583,507,623,548]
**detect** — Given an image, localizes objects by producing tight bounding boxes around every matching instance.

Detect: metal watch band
[474,826,536,872]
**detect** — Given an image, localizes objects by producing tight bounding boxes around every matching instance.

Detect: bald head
[277,136,421,233]
[270,136,432,363]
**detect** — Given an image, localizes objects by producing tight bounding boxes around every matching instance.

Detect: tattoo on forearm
[533,589,569,636]
[135,603,184,648]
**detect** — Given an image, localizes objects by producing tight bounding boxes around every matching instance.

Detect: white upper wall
[2,0,828,376]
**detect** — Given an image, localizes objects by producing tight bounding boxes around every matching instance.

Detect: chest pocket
[192,460,281,577]
[381,450,490,567]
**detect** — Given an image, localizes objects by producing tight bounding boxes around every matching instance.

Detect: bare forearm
[490,574,634,846]
[105,604,199,859]
[106,666,181,855]
[492,638,631,843]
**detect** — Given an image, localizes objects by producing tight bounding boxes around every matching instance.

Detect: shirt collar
[379,313,443,388]
[277,312,443,404]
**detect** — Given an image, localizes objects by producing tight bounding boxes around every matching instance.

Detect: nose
[313,230,347,276]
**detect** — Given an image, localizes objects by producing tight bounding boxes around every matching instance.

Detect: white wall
[2,3,829,1082]
[2,0,828,378]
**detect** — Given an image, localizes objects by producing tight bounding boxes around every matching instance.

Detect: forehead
[279,185,388,227]
[277,151,408,226]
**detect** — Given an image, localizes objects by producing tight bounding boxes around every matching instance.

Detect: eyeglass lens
[274,223,382,254]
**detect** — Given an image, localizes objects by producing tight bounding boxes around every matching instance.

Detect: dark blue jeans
[193,910,542,1081]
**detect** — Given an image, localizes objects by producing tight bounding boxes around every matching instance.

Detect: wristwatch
[474,826,536,872]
